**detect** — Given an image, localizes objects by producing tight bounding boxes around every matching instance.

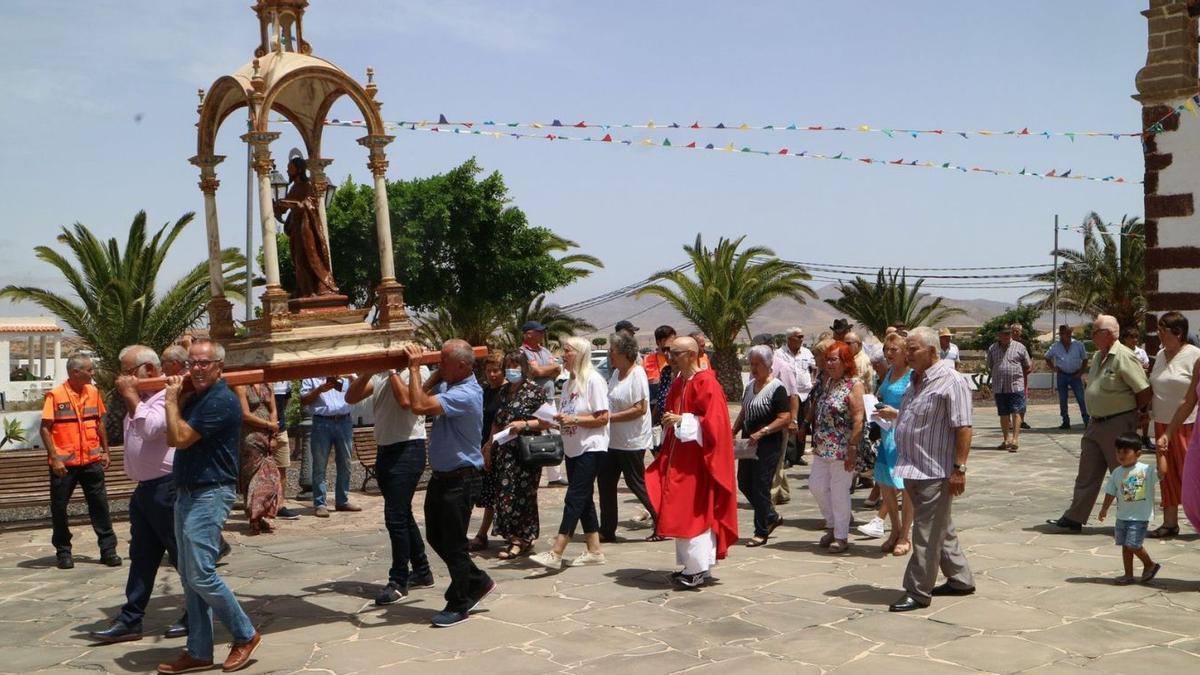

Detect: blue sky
[0,0,1148,315]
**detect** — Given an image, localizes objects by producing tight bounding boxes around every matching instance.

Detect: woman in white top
[597,333,659,543]
[1150,312,1200,537]
[530,336,610,570]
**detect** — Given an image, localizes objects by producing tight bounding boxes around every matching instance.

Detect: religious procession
[3,1,1200,674]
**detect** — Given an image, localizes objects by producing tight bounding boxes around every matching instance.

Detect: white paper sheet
[491,427,517,446]
[533,401,558,424]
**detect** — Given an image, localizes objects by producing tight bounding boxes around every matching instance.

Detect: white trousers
[675,529,717,574]
[809,455,853,539]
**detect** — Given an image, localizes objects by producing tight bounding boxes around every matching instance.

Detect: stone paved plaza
[3,403,1200,674]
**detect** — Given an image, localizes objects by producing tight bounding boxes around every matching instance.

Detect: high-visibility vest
[643,352,665,383]
[43,383,105,467]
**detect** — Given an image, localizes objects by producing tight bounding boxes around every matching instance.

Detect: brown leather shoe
[222,631,261,672]
[157,651,214,674]
[335,502,362,512]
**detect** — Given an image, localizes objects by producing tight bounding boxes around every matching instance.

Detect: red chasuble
[646,368,739,559]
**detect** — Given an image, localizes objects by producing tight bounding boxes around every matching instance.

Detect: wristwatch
[953,464,967,474]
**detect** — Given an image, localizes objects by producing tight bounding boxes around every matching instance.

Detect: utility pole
[245,118,255,322]
[1052,214,1059,336]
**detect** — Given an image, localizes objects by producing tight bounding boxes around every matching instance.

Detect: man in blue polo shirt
[1045,324,1090,430]
[300,374,361,517]
[159,339,260,674]
[403,340,495,628]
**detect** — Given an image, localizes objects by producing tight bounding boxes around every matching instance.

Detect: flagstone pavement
[3,403,1200,674]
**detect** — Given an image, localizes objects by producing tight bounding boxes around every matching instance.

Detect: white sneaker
[529,550,564,570]
[857,517,889,539]
[572,551,606,566]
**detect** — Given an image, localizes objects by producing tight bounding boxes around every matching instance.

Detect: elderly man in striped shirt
[884,327,975,612]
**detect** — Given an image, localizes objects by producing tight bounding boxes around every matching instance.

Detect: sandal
[818,531,835,548]
[746,536,768,548]
[645,533,667,543]
[1147,525,1180,539]
[892,540,911,556]
[1113,575,1135,586]
[767,516,784,536]
[1008,443,1019,453]
[996,442,1010,450]
[467,535,489,552]
[828,539,850,554]
[880,537,896,553]
[1141,562,1162,583]
[497,541,532,560]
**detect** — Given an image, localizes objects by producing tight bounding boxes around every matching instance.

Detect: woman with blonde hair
[530,337,611,570]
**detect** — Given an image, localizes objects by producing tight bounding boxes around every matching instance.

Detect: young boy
[1097,432,1163,585]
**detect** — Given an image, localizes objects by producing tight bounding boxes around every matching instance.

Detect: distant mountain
[575,284,1079,343]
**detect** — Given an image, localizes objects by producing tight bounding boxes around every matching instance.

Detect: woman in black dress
[482,351,548,559]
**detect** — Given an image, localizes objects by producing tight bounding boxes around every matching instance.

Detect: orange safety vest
[43,383,105,467]
[643,352,666,383]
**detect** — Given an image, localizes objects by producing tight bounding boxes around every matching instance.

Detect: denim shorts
[1114,519,1148,549]
[994,392,1026,416]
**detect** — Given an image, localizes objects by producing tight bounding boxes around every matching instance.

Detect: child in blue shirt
[1097,432,1164,585]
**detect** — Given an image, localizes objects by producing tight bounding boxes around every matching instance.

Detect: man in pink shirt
[89,345,188,644]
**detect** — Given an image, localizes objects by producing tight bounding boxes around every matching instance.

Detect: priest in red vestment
[646,336,738,588]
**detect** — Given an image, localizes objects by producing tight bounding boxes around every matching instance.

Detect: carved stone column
[358,134,409,328]
[308,157,335,261]
[242,130,291,331]
[188,154,235,339]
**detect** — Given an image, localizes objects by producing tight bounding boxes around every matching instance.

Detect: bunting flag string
[353,121,1139,186]
[320,114,1143,141]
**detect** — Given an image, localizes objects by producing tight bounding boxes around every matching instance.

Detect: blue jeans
[175,484,254,661]
[377,439,431,587]
[1056,372,1089,425]
[310,415,353,508]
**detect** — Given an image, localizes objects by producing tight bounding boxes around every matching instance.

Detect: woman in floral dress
[482,351,548,559]
[236,382,282,534]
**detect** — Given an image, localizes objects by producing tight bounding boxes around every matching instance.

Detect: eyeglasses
[120,364,145,375]
[186,359,222,370]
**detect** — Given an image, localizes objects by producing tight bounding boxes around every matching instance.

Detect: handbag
[517,433,565,468]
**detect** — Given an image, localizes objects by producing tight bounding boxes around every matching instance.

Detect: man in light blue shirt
[403,340,493,628]
[1044,325,1090,430]
[300,376,359,516]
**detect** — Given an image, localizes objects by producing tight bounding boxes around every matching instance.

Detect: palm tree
[497,295,595,351]
[0,211,248,392]
[541,233,605,284]
[825,268,966,339]
[1023,213,1145,330]
[637,234,814,398]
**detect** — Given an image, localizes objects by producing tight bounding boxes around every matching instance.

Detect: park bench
[0,447,138,510]
[351,427,378,492]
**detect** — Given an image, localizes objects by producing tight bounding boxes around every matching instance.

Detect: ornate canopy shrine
[191,0,414,372]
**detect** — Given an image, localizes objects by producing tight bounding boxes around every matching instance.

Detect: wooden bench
[0,447,139,510]
[351,427,378,492]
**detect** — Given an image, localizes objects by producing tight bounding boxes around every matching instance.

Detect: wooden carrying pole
[135,346,488,393]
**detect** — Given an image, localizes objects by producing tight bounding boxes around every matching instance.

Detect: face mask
[504,369,523,383]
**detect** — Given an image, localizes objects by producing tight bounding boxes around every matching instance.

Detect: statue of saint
[273,157,339,297]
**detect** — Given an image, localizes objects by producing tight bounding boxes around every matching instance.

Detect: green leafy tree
[0,212,247,391]
[825,268,966,339]
[963,305,1042,351]
[277,159,601,345]
[592,337,608,348]
[1023,213,1145,331]
[637,235,814,398]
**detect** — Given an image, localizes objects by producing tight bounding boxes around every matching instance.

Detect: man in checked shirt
[882,327,975,612]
